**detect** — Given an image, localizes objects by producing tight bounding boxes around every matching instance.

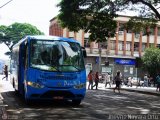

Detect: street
[0,79,160,120]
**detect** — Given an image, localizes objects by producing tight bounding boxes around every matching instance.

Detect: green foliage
[142,47,160,77]
[0,22,44,50]
[57,0,160,43]
[125,17,157,33]
[57,0,118,43]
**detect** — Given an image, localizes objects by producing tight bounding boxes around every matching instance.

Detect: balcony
[86,48,109,56]
[85,48,138,58]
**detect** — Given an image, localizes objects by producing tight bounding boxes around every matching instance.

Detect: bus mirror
[81,47,87,58]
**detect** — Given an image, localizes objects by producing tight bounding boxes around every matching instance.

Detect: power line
[0,0,13,9]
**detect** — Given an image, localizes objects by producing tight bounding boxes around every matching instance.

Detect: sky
[0,0,60,60]
[0,0,60,35]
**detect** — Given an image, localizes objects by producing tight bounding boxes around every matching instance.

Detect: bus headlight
[74,83,86,89]
[27,81,44,89]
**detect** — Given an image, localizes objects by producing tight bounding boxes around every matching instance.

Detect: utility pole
[98,42,102,73]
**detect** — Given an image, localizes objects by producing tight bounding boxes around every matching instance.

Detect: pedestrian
[113,71,122,93]
[143,74,148,87]
[93,72,99,90]
[87,70,93,90]
[156,73,160,92]
[127,77,132,87]
[104,72,111,88]
[2,65,8,81]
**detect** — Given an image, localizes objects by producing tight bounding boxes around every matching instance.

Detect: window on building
[158,27,160,36]
[126,42,131,51]
[119,23,125,31]
[101,42,108,49]
[134,42,139,51]
[118,23,125,35]
[84,38,90,48]
[142,43,147,52]
[135,33,140,39]
[118,41,124,51]
[150,27,154,35]
[150,43,154,47]
[110,41,116,50]
[157,44,160,48]
[127,29,132,33]
[69,37,74,39]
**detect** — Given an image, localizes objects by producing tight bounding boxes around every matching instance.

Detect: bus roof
[27,35,80,43]
[13,35,81,48]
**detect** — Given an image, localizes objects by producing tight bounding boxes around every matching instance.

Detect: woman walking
[113,71,121,93]
[88,70,93,90]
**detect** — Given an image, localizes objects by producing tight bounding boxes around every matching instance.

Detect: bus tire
[72,99,81,106]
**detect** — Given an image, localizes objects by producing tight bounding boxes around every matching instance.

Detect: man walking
[2,65,8,81]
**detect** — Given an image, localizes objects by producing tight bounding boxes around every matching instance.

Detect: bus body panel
[24,68,86,100]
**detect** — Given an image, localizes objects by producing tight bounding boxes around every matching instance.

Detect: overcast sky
[0,0,60,60]
[0,0,60,35]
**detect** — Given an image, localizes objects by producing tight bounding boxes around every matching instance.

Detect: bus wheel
[72,100,81,106]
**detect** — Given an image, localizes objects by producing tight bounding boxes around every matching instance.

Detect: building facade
[49,16,160,80]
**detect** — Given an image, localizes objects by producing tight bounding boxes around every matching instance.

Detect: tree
[142,47,160,83]
[0,22,44,50]
[57,0,160,43]
[57,0,117,43]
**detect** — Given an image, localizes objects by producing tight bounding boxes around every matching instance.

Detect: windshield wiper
[60,65,80,71]
[50,65,61,72]
[72,65,80,71]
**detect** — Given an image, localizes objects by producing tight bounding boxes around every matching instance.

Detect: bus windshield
[30,39,85,72]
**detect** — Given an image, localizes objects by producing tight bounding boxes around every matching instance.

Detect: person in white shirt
[104,72,111,88]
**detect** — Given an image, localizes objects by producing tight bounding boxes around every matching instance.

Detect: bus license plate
[53,96,64,100]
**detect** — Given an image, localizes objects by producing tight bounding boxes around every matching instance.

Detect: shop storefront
[114,58,136,79]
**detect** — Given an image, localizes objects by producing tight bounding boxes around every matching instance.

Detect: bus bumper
[25,85,86,101]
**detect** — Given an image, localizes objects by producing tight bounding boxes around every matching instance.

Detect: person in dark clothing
[2,65,8,81]
[156,73,160,92]
[93,72,99,90]
[113,71,121,93]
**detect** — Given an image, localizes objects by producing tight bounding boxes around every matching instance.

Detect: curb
[120,88,160,96]
[107,87,160,96]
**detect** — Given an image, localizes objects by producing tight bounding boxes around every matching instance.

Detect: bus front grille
[40,90,75,99]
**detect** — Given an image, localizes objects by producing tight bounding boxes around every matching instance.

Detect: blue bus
[10,35,86,105]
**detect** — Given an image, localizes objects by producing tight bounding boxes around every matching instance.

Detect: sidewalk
[0,74,10,116]
[88,82,160,96]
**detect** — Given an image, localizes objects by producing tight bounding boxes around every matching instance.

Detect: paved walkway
[90,82,160,96]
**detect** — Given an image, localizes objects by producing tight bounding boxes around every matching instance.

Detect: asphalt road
[0,80,160,120]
